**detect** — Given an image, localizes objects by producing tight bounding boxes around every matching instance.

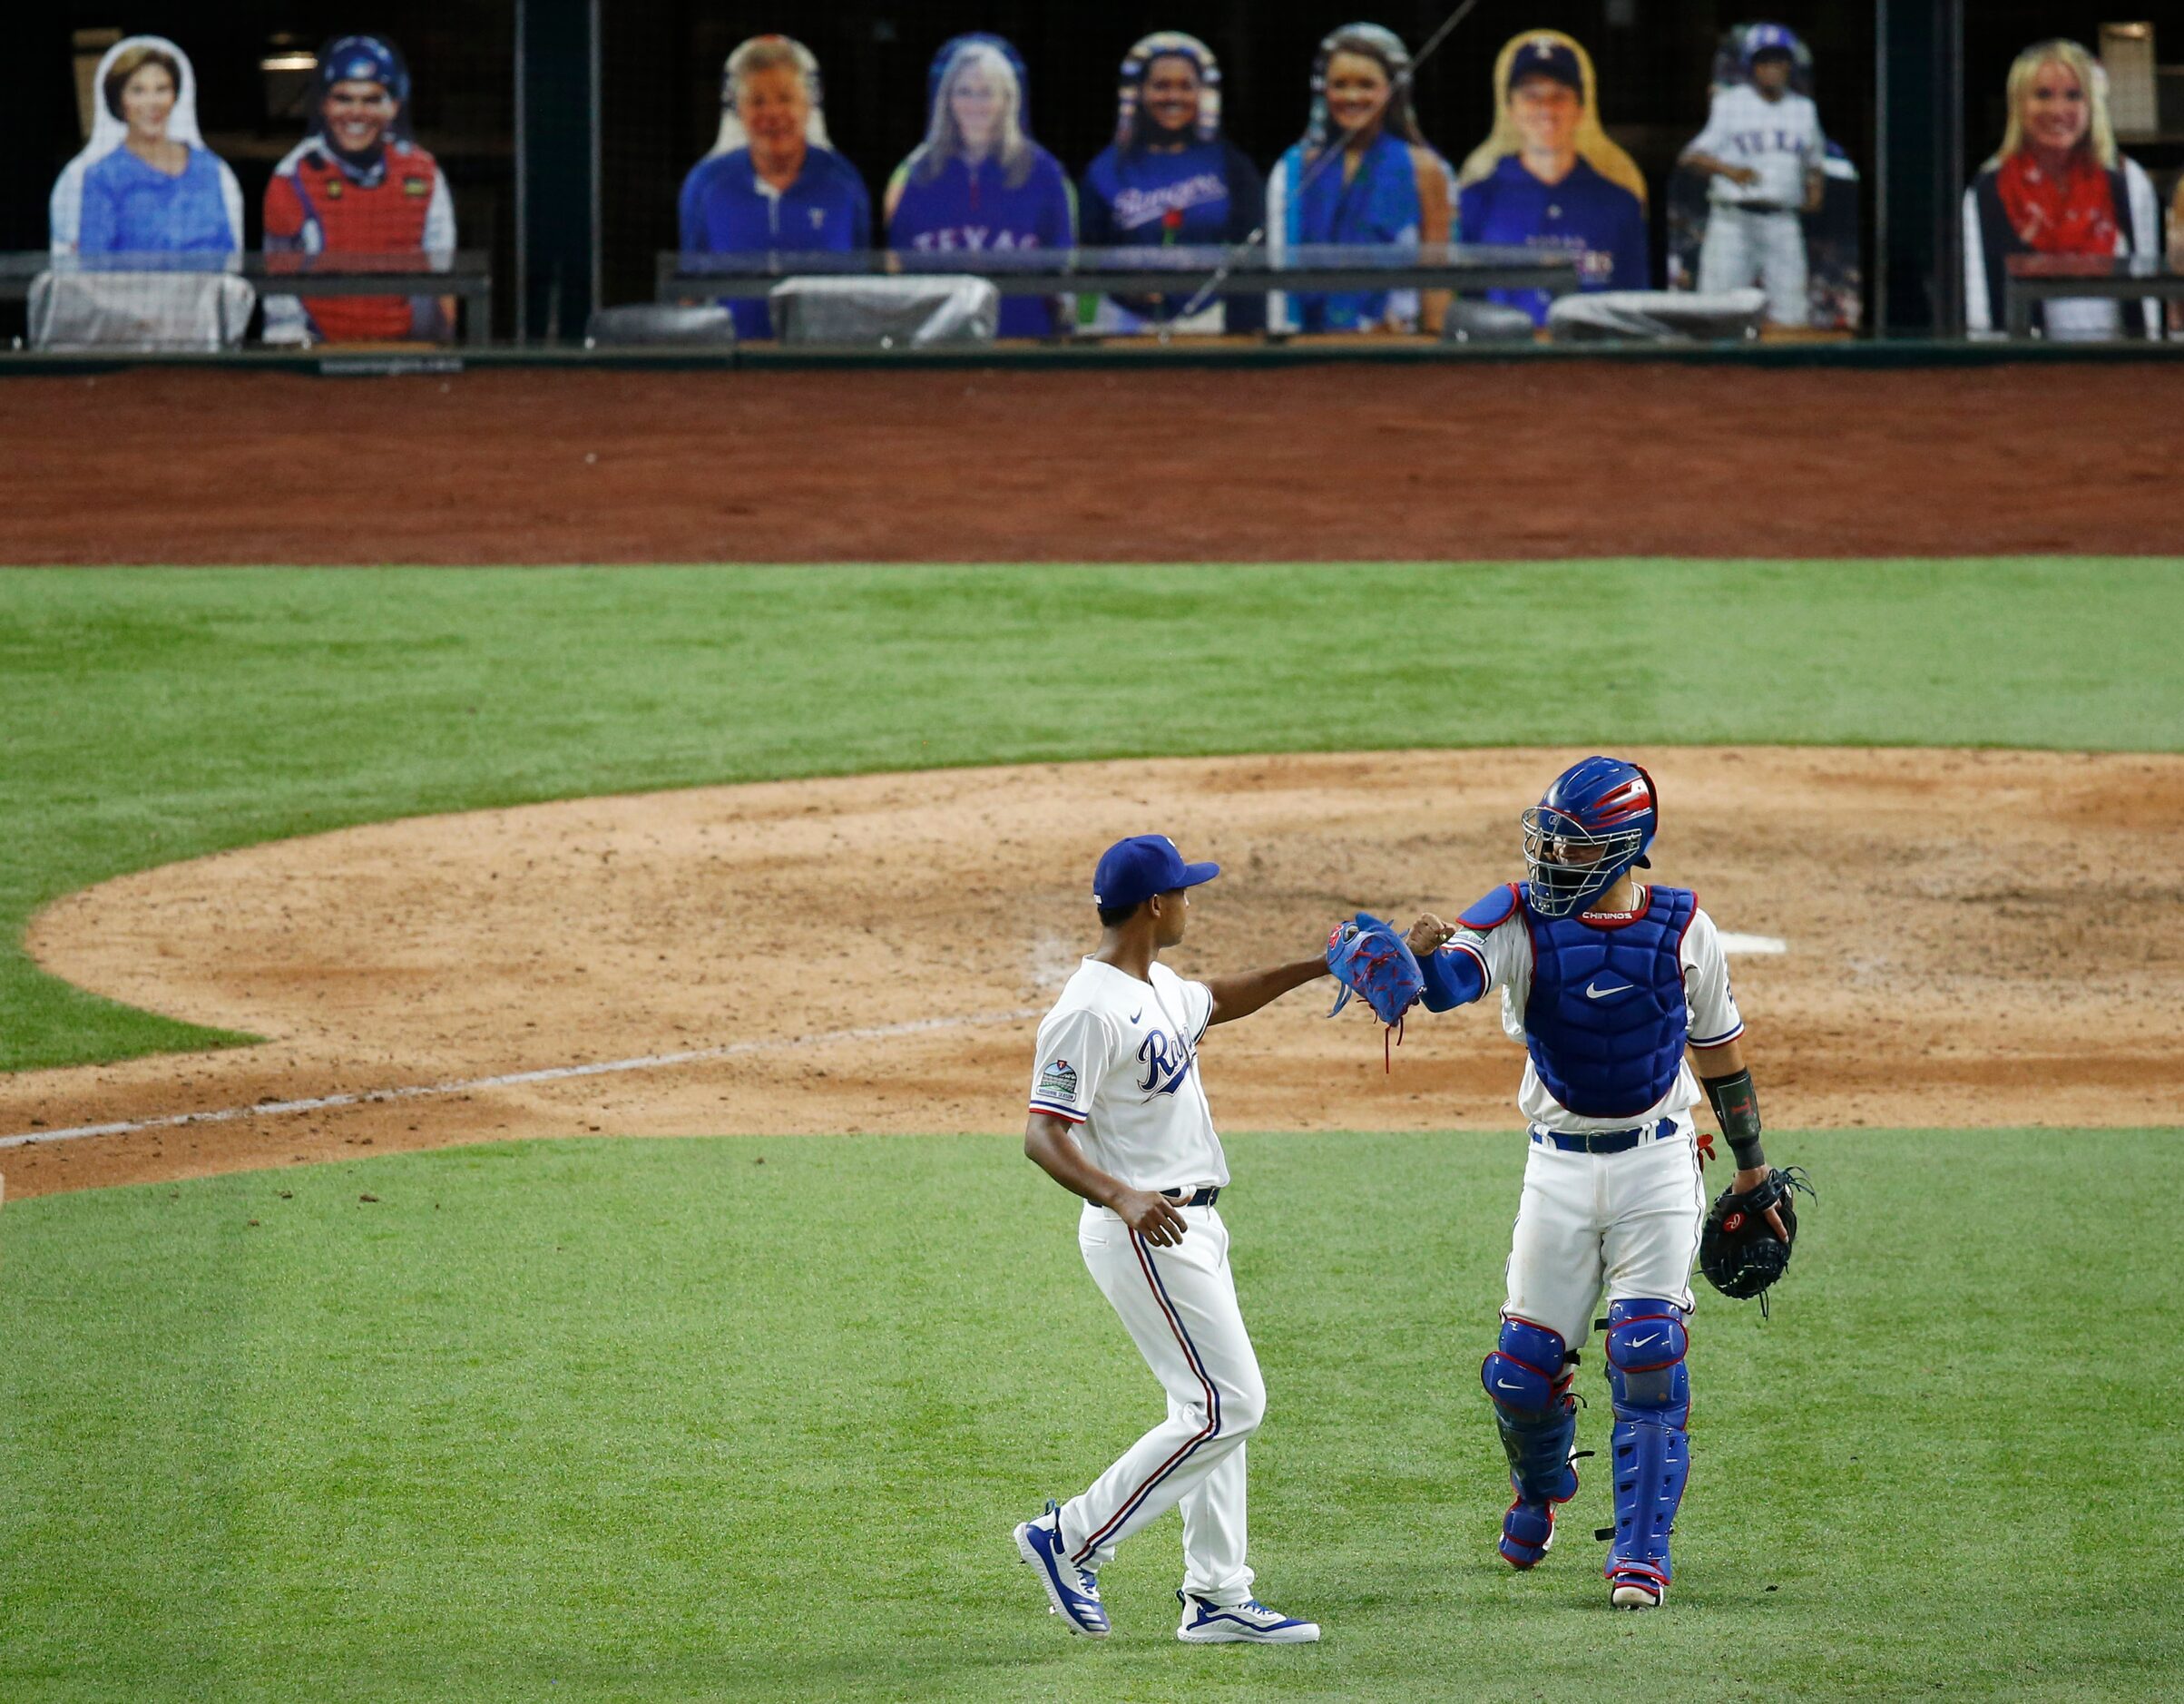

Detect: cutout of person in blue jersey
[1267,24,1454,336]
[886,34,1075,338]
[50,35,243,263]
[1457,32,1650,326]
[678,35,871,341]
[1079,33,1265,335]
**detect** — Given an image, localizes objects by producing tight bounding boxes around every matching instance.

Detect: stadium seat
[583,304,738,348]
[1546,289,1768,343]
[769,276,999,348]
[29,271,256,352]
[1442,299,1540,343]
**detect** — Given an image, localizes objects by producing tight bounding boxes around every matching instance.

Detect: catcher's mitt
[1699,1166,1815,1313]
[1325,912,1424,1032]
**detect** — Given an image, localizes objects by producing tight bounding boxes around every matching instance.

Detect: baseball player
[1014,835,1327,1644]
[263,34,455,345]
[1680,24,1826,328]
[1402,758,1785,1609]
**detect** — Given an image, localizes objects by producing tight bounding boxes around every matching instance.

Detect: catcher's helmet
[319,34,410,103]
[1521,756,1659,918]
[1740,22,1800,65]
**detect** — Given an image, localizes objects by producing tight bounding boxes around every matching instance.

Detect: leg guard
[1601,1298,1690,1602]
[1482,1316,1579,1568]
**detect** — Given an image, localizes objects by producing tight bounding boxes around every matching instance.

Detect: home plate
[1719,933,1787,955]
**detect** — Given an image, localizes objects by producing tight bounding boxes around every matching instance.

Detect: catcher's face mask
[1521,805,1646,917]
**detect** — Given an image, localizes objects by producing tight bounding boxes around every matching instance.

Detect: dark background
[7,3,2179,336]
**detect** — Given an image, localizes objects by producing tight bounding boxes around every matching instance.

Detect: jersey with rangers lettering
[1079,137,1266,333]
[263,137,455,342]
[1027,957,1224,1192]
[1685,84,1824,210]
[1419,882,1741,1132]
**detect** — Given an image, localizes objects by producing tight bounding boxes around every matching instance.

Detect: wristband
[1703,1068,1766,1170]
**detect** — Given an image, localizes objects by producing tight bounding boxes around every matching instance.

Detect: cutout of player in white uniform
[1404,758,1788,1611]
[1680,24,1825,328]
[1013,835,1327,1644]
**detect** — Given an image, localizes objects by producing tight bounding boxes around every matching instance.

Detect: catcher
[1367,756,1806,1610]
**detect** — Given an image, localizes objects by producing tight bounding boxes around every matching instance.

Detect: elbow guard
[1418,943,1486,1012]
[1703,1068,1765,1170]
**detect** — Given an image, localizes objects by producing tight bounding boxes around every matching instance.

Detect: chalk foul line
[0,1008,1044,1150]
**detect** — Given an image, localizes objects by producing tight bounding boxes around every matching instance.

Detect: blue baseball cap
[1741,24,1799,64]
[1510,35,1583,94]
[1092,835,1219,912]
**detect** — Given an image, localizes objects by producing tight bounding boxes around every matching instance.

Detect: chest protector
[1521,883,1697,1119]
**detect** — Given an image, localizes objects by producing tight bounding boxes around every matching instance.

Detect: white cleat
[1176,1590,1321,1643]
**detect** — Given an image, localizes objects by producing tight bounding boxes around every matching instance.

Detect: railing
[656,241,1582,316]
[2003,254,2183,341]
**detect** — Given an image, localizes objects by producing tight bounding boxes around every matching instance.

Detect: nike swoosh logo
[1631,1334,1660,1348]
[1585,980,1634,999]
[1495,1379,1523,1390]
[1130,1010,1142,1023]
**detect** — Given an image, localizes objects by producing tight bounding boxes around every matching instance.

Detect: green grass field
[4,560,2181,1071]
[4,559,2181,1700]
[5,1131,2180,1701]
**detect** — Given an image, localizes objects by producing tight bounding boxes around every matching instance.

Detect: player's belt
[1530,1118,1680,1155]
[1160,1185,1222,1207]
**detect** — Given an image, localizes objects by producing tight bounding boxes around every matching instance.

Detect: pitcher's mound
[6,747,2179,1198]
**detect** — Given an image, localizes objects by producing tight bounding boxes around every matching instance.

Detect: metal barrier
[2003,255,2182,341]
[654,241,1581,323]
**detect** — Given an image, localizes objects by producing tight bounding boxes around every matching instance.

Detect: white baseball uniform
[1445,888,1742,1347]
[1026,955,1261,1605]
[1686,84,1826,327]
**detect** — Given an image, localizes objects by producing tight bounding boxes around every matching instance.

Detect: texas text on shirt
[1422,882,1743,1131]
[1687,83,1825,208]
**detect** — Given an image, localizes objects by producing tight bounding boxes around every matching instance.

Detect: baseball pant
[1699,205,1809,328]
[1503,1123,1708,1350]
[1057,1200,1262,1605]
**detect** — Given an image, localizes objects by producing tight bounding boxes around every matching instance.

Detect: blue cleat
[1014,1501,1110,1638]
[1176,1590,1321,1644]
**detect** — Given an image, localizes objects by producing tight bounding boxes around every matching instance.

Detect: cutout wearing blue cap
[1092,835,1220,914]
[1511,35,1584,93]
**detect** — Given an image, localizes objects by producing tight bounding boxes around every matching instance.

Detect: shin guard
[1482,1316,1579,1566]
[1601,1298,1690,1598]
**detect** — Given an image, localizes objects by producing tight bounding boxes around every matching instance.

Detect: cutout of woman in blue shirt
[886,35,1075,338]
[1268,24,1453,334]
[679,35,871,340]
[51,35,241,263]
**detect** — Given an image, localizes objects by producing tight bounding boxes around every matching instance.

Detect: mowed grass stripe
[3,1129,2179,1702]
[3,559,2180,1072]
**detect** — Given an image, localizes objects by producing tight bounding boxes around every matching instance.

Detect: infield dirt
[5,747,2179,1200]
[5,361,2184,562]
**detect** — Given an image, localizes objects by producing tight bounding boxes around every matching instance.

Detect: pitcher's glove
[1699,1166,1816,1311]
[1325,912,1424,1027]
